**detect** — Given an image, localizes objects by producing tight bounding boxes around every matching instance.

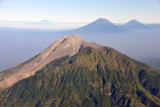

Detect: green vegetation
[0,47,160,107]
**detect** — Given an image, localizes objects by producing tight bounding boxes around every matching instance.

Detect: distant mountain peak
[40,19,50,23]
[93,18,111,24]
[127,19,141,24]
[95,18,110,22]
[123,19,148,29]
[69,18,124,33]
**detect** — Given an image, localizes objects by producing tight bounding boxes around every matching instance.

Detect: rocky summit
[0,34,160,107]
[0,34,100,90]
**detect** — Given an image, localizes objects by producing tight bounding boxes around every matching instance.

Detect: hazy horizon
[0,25,160,71]
[0,18,160,30]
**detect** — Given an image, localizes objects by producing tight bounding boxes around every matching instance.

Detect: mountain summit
[0,34,100,90]
[78,18,124,33]
[91,18,113,24]
[64,18,124,35]
[122,19,149,29]
[40,19,51,23]
[0,34,160,107]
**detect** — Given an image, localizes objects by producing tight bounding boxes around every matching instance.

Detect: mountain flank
[0,34,160,107]
[0,34,100,90]
[63,18,124,35]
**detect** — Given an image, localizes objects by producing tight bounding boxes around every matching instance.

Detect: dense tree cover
[0,47,160,107]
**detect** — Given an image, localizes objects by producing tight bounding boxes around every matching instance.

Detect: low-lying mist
[0,28,60,71]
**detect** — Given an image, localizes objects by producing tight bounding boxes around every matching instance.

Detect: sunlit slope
[0,34,100,90]
[0,47,160,107]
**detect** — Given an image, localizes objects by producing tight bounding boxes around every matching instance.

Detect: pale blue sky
[0,0,160,23]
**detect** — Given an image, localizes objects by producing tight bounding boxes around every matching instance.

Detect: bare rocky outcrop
[0,34,100,90]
